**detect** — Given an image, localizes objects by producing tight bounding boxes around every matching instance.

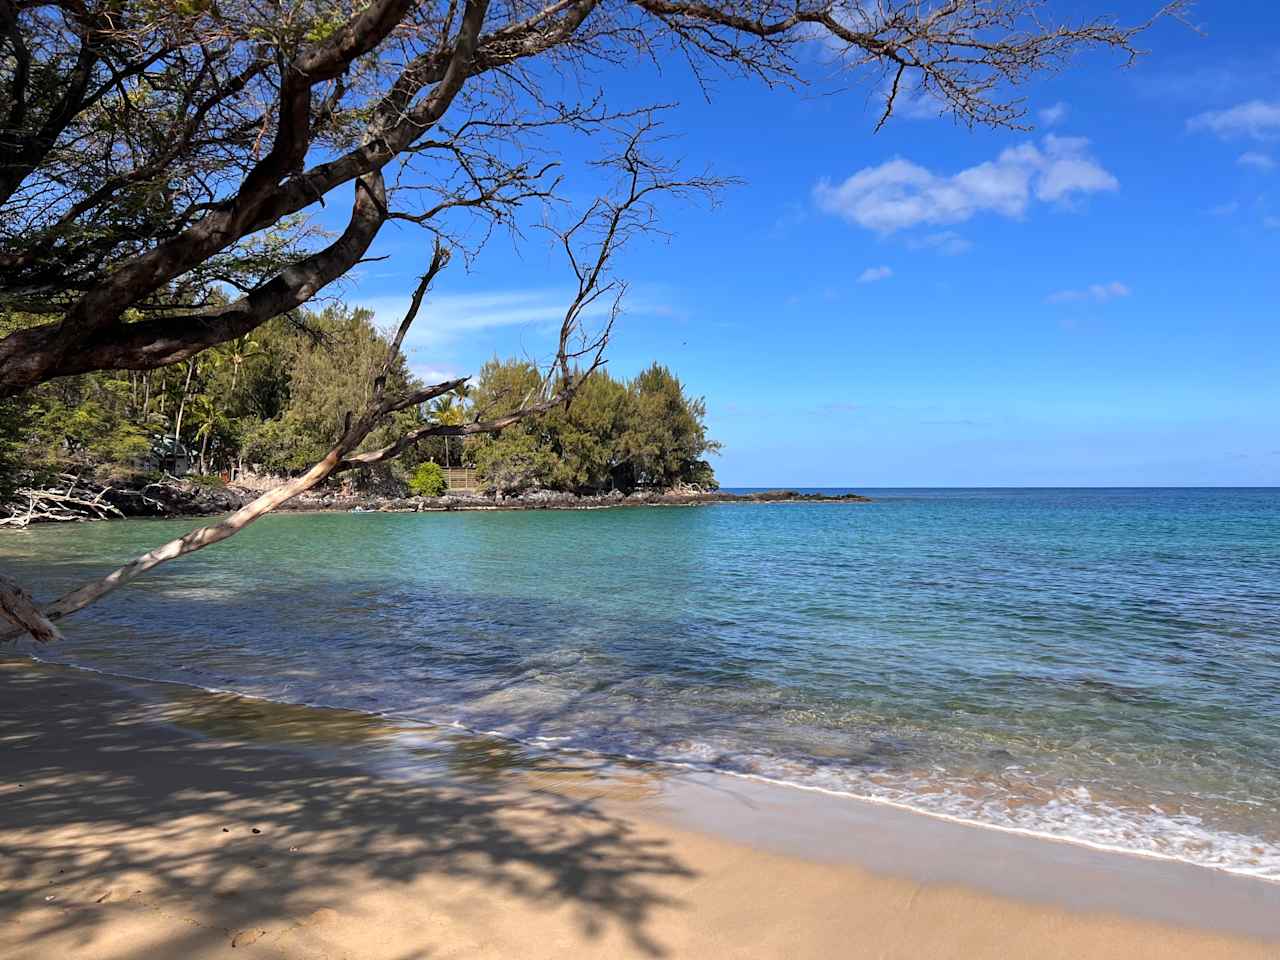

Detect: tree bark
[0,575,63,643]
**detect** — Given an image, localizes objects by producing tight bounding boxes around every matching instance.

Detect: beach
[3,657,1278,959]
[7,494,1278,881]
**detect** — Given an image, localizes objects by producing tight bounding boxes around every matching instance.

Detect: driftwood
[0,475,126,528]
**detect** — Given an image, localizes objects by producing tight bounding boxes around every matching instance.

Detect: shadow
[0,661,696,959]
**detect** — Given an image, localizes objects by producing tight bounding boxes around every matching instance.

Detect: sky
[333,1,1278,487]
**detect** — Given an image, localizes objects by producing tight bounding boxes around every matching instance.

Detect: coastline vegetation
[0,306,717,503]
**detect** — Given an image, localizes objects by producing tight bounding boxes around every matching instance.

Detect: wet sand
[2,658,1277,959]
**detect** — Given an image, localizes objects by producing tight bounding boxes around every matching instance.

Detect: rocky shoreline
[279,486,873,514]
[1,475,870,526]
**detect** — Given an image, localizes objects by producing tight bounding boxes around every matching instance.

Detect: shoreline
[4,657,1278,958]
[33,651,1278,890]
[1,480,873,527]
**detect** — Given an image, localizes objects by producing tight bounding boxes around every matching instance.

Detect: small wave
[24,652,1280,885]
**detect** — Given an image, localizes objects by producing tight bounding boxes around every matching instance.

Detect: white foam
[23,652,1280,885]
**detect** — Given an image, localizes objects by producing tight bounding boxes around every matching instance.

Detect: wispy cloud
[1046,281,1131,305]
[909,230,972,256]
[1188,99,1280,140]
[413,367,462,385]
[1238,151,1276,172]
[1209,200,1240,217]
[360,288,616,357]
[857,265,893,284]
[813,136,1117,233]
[1038,102,1069,127]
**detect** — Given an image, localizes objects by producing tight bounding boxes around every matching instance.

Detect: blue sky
[339,2,1278,487]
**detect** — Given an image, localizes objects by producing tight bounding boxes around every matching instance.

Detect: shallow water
[5,488,1279,879]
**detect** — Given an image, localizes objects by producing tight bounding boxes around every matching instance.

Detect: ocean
[4,488,1278,880]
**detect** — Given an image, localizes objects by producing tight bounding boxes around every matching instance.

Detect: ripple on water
[5,488,1280,880]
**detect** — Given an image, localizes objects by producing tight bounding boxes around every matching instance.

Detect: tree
[544,371,631,492]
[473,430,559,497]
[463,360,716,494]
[0,0,1184,395]
[428,388,468,467]
[213,335,266,397]
[618,363,718,489]
[408,461,447,497]
[189,392,232,475]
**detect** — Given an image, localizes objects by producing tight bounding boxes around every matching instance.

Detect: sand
[2,658,1277,959]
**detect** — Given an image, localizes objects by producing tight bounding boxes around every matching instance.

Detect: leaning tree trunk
[3,444,349,637]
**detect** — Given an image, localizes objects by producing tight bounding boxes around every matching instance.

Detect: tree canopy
[0,0,1182,395]
[467,358,717,495]
[1,302,719,501]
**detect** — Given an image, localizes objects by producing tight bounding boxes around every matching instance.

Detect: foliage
[0,304,416,491]
[0,305,716,500]
[408,462,447,498]
[0,396,31,500]
[466,359,718,495]
[617,363,720,489]
[471,429,560,497]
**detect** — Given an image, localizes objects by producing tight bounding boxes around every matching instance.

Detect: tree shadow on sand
[0,661,697,958]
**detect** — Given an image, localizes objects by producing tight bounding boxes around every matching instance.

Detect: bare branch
[0,0,1185,394]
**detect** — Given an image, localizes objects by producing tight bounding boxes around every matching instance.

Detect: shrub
[408,461,447,497]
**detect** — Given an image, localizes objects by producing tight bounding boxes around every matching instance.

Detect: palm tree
[190,394,230,475]
[431,387,467,467]
[214,335,265,396]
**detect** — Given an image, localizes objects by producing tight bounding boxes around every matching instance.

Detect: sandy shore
[2,658,1277,959]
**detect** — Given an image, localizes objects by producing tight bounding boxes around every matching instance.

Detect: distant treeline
[0,306,717,498]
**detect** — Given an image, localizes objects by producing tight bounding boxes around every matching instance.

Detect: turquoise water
[4,489,1279,879]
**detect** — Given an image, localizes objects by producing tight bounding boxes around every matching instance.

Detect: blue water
[4,488,1279,879]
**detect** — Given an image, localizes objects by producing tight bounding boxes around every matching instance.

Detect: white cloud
[910,230,973,256]
[361,289,610,349]
[1046,281,1131,305]
[1039,102,1069,127]
[857,265,893,283]
[813,136,1118,233]
[1209,200,1240,217]
[1238,151,1276,172]
[413,367,462,385]
[1188,100,1280,140]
